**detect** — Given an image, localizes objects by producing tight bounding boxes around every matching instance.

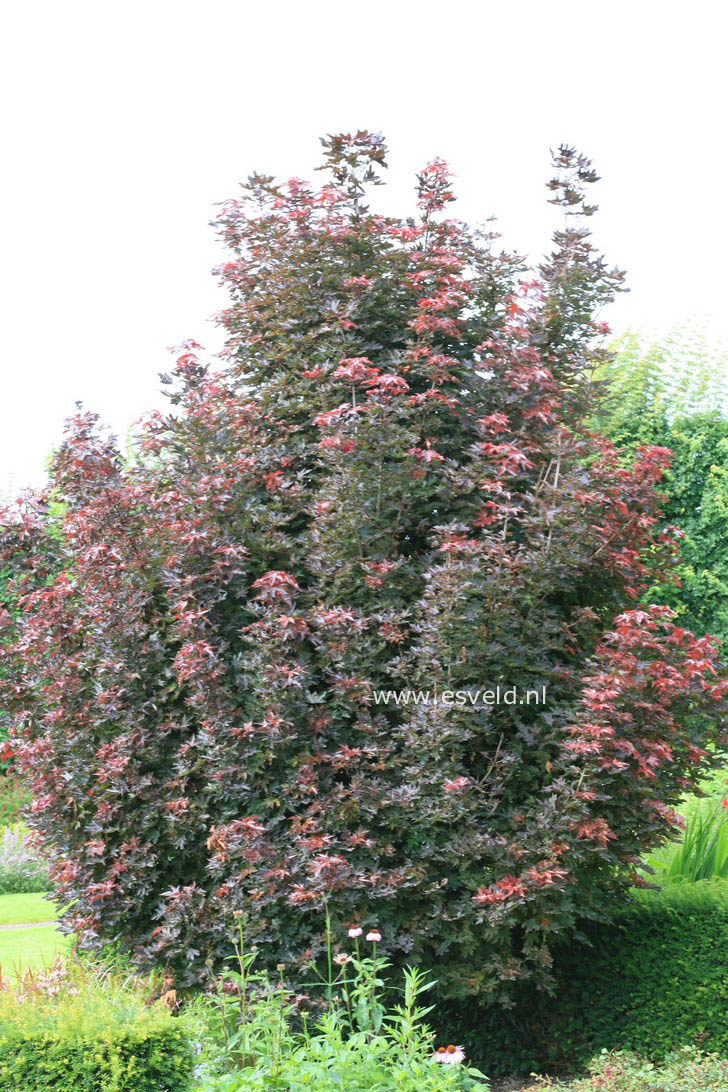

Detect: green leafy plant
[637,762,728,881]
[190,919,487,1089]
[527,1048,728,1090]
[645,799,728,880]
[0,959,193,1091]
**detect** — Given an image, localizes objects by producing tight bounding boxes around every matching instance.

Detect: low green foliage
[190,926,488,1090]
[640,763,728,881]
[648,800,728,880]
[441,880,728,1077]
[194,1021,486,1091]
[0,963,193,1091]
[527,1048,728,1090]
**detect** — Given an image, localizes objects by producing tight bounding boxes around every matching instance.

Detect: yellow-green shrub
[0,965,193,1091]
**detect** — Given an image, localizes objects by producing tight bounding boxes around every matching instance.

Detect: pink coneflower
[347,925,363,938]
[433,1045,465,1065]
[365,929,381,943]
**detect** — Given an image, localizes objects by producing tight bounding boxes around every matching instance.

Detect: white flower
[347,925,363,938]
[365,929,381,943]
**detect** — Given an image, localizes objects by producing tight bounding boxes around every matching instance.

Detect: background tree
[594,329,728,645]
[1,135,726,1002]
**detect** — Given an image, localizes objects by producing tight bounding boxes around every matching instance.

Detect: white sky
[2,0,727,495]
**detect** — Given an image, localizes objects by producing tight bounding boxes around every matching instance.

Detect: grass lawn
[0,925,68,978]
[0,892,58,925]
[0,892,65,979]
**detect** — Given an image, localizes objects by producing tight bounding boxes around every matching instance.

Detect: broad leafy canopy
[1,134,726,998]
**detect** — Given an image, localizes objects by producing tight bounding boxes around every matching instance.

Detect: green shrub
[189,926,488,1090]
[527,1048,728,1090]
[0,963,194,1091]
[193,1022,487,1091]
[441,880,728,1077]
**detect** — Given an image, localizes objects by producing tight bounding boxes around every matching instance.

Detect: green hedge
[440,880,728,1077]
[0,972,194,1091]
